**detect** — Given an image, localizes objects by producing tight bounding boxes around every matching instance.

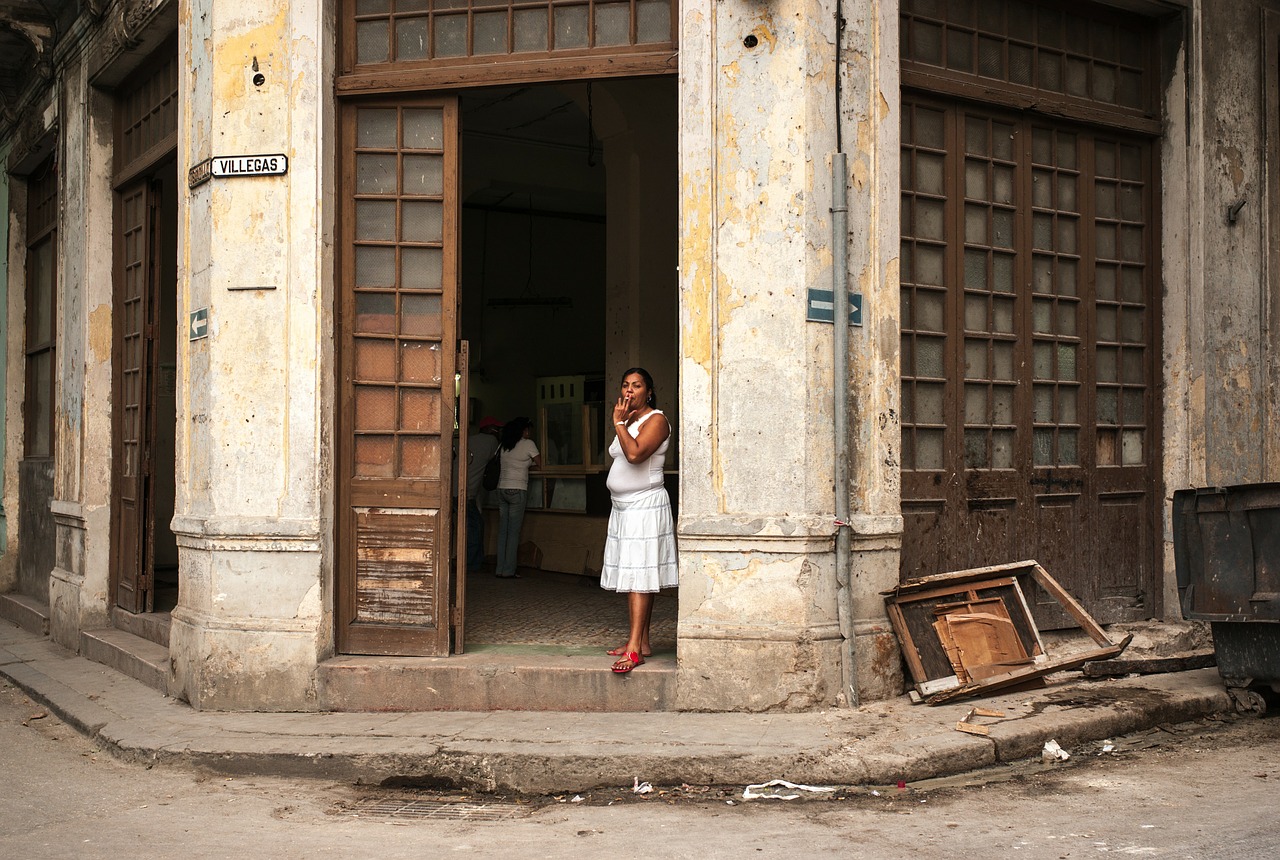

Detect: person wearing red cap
[464,416,504,572]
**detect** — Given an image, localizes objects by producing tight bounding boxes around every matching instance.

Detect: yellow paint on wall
[211,8,289,106]
[88,304,112,362]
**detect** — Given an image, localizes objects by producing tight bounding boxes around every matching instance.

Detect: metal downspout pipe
[831,2,856,708]
[831,152,855,707]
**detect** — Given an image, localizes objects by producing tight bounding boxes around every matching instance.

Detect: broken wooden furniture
[884,560,1133,705]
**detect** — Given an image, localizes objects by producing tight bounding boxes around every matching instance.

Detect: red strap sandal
[611,651,645,674]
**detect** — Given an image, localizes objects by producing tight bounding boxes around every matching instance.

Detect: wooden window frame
[336,0,677,93]
[24,158,57,460]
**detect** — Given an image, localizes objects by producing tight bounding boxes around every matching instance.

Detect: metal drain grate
[344,796,531,821]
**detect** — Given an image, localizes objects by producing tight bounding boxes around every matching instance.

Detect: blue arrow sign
[806,289,863,325]
[189,307,209,341]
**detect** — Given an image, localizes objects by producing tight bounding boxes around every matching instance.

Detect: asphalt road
[2,678,1277,859]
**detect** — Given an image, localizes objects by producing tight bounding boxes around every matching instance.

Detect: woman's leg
[495,492,513,575]
[613,591,654,670]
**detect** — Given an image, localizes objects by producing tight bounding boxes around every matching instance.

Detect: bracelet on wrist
[616,421,627,426]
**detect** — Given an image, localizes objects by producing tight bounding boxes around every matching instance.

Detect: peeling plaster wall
[169,0,335,711]
[0,141,9,577]
[1,157,24,595]
[48,48,116,648]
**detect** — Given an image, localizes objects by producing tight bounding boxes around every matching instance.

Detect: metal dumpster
[1172,483,1280,707]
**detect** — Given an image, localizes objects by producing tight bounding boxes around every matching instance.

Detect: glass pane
[1058,344,1077,381]
[401,340,442,384]
[993,387,1014,424]
[1032,169,1052,208]
[992,210,1013,248]
[636,0,670,42]
[946,28,972,71]
[547,477,587,511]
[1058,387,1077,423]
[965,383,987,424]
[917,245,944,285]
[993,165,1014,204]
[1033,213,1052,249]
[400,388,440,432]
[965,161,987,200]
[965,204,987,245]
[401,247,443,291]
[1058,429,1078,465]
[913,20,943,65]
[356,0,390,12]
[1058,174,1077,211]
[1057,301,1077,336]
[1123,349,1144,384]
[355,292,396,333]
[1056,218,1076,254]
[917,429,944,470]
[1121,307,1143,342]
[966,117,988,156]
[1121,429,1143,465]
[993,254,1014,293]
[1057,132,1076,169]
[28,351,51,457]
[916,108,945,149]
[357,20,390,64]
[1123,388,1144,423]
[917,382,945,423]
[917,336,945,377]
[357,153,397,194]
[993,296,1014,333]
[1065,56,1089,97]
[355,436,395,477]
[399,436,440,478]
[1033,341,1052,378]
[356,200,396,242]
[1032,256,1053,293]
[1097,347,1118,383]
[514,8,549,51]
[1033,384,1053,422]
[402,200,444,243]
[1121,267,1144,303]
[1121,185,1143,221]
[355,246,396,288]
[403,154,443,195]
[1094,64,1116,103]
[401,293,443,336]
[354,338,397,382]
[355,386,397,431]
[1097,306,1117,342]
[404,109,443,149]
[965,294,988,332]
[396,17,429,60]
[1096,223,1116,259]
[555,5,589,49]
[978,36,1003,77]
[358,108,397,149]
[1096,182,1116,218]
[916,198,945,241]
[1037,51,1061,91]
[1058,259,1077,296]
[474,11,508,55]
[1033,428,1053,466]
[1032,298,1052,333]
[964,429,987,468]
[1096,266,1116,301]
[595,2,630,46]
[434,14,468,57]
[1009,44,1033,85]
[30,241,53,344]
[1097,388,1118,424]
[964,250,987,289]
[993,342,1014,380]
[992,430,1014,469]
[916,153,945,195]
[1121,225,1143,262]
[916,290,944,332]
[965,340,987,377]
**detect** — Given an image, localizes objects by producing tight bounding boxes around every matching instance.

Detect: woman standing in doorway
[495,416,541,578]
[601,368,678,673]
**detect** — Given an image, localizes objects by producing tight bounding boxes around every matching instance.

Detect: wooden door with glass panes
[337,98,459,656]
[899,96,1158,627]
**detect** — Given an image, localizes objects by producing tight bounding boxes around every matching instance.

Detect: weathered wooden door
[113,180,161,614]
[899,97,1159,626]
[337,98,460,656]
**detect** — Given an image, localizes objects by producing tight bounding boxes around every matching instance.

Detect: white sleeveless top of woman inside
[601,367,678,675]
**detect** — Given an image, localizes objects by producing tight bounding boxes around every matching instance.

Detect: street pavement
[0,618,1233,795]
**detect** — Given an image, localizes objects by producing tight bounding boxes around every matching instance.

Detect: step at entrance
[80,627,170,695]
[318,647,675,712]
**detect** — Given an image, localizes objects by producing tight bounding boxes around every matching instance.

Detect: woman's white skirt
[600,486,679,592]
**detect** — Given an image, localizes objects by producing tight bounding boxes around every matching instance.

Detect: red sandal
[606,646,652,657]
[611,651,645,674]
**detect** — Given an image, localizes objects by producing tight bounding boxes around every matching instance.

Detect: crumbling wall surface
[168,0,334,711]
[1199,1,1268,486]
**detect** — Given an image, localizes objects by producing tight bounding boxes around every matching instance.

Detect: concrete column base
[676,632,843,712]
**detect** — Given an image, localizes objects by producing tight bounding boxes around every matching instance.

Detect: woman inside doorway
[601,368,678,673]
[495,417,541,578]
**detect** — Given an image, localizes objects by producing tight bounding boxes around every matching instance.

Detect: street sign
[189,307,209,341]
[806,289,863,325]
[210,154,288,178]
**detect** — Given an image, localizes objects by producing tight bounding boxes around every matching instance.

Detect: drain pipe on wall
[831,5,857,708]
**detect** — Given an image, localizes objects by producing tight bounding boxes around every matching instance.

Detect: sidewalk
[0,619,1232,795]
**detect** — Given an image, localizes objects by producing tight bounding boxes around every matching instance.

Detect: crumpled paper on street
[742,779,836,800]
[1042,739,1071,762]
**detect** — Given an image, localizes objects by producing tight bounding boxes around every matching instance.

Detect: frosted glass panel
[404,109,443,149]
[555,5,589,48]
[514,8,548,51]
[357,20,389,64]
[396,17,429,60]
[435,14,467,57]
[474,11,508,54]
[402,155,443,196]
[637,0,669,42]
[356,247,396,288]
[356,200,396,242]
[358,109,397,149]
[357,153,397,195]
[402,200,443,243]
[401,247,443,291]
[595,3,630,46]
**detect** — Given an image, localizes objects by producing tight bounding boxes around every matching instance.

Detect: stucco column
[170,1,334,710]
[841,1,904,702]
[677,0,847,711]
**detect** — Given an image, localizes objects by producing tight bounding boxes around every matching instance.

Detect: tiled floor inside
[461,566,678,652]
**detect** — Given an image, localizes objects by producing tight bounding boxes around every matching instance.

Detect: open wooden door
[337,97,460,656]
[112,179,160,614]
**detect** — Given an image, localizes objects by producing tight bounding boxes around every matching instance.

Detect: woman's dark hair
[501,417,532,451]
[621,367,657,407]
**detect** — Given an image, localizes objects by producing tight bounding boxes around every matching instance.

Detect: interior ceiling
[462,84,606,219]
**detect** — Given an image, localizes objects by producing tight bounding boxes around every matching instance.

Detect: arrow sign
[806,289,863,326]
[189,307,209,341]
